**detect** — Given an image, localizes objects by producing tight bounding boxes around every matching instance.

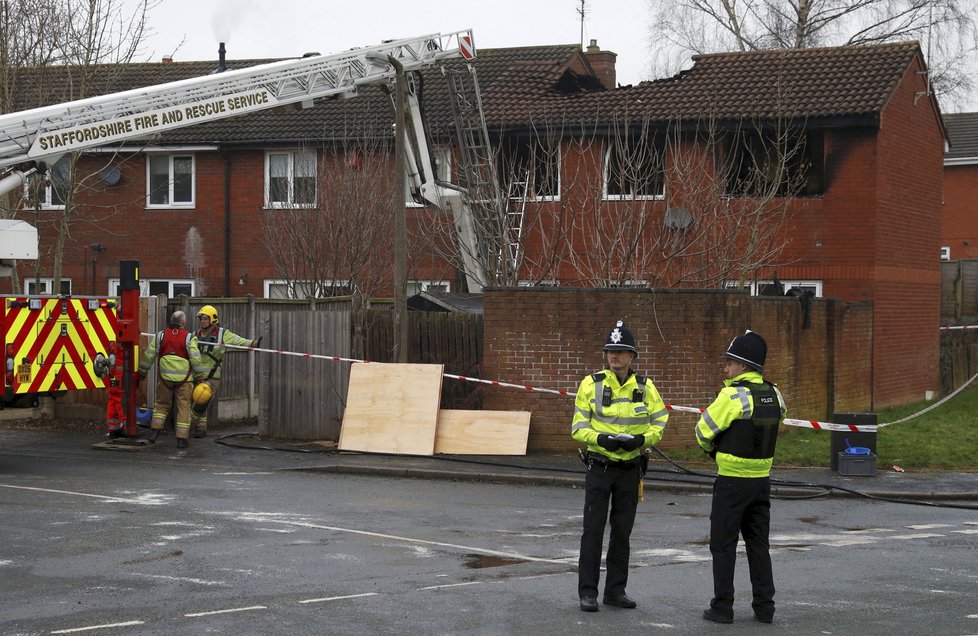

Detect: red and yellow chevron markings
[3,297,117,394]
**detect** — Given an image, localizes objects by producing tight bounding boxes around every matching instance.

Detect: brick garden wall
[481,288,873,452]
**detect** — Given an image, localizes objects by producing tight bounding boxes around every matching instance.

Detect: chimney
[585,39,617,90]
[161,56,173,64]
[218,42,227,73]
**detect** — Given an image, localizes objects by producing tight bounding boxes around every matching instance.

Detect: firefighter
[105,343,126,438]
[190,305,261,438]
[696,330,787,625]
[571,320,668,612]
[138,310,206,449]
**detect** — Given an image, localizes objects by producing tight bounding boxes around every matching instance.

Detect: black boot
[147,429,160,443]
[176,438,188,449]
[192,429,207,439]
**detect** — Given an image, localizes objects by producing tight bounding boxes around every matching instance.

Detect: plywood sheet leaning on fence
[434,410,531,455]
[339,362,444,455]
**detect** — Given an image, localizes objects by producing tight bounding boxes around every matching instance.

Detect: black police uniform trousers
[578,457,640,599]
[709,475,775,619]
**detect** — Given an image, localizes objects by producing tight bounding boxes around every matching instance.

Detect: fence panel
[259,310,351,440]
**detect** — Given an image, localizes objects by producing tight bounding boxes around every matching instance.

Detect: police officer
[696,330,786,625]
[571,320,668,612]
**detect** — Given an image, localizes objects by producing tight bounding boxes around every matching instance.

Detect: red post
[117,260,140,438]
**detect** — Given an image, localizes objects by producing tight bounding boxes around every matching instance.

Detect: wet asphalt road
[1,429,977,635]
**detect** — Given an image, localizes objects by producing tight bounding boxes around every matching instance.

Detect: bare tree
[646,0,978,108]
[260,133,396,354]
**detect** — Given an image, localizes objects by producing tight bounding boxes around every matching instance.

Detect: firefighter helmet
[197,305,219,324]
[191,382,213,414]
[603,320,638,357]
[722,330,767,372]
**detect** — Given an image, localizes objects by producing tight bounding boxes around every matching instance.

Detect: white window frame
[499,138,561,202]
[602,141,665,201]
[31,155,73,210]
[265,150,317,209]
[518,280,560,287]
[407,280,451,296]
[263,279,352,299]
[146,153,195,208]
[22,277,72,295]
[725,279,823,297]
[108,278,195,298]
[941,246,951,261]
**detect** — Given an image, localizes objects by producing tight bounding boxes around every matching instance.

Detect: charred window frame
[604,134,665,199]
[497,137,560,200]
[723,127,823,197]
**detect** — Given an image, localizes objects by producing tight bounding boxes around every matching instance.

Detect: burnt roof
[5,40,926,147]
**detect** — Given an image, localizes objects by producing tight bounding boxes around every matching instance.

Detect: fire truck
[0,30,500,428]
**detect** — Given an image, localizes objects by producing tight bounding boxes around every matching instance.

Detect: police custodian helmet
[722,330,767,372]
[603,320,638,356]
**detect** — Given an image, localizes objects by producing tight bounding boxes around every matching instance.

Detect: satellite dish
[99,165,122,186]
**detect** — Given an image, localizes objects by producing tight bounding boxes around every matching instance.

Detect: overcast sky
[134,0,656,86]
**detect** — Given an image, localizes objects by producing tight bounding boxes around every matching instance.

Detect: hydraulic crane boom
[0,29,497,290]
[0,30,475,173]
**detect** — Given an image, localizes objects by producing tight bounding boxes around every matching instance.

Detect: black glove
[705,447,717,460]
[620,434,644,452]
[253,336,263,349]
[596,434,621,451]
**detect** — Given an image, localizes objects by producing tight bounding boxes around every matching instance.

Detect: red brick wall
[942,164,978,260]
[871,57,943,407]
[481,288,872,452]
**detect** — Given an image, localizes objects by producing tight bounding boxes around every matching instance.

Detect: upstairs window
[267,151,317,208]
[724,128,823,197]
[147,154,194,207]
[497,137,559,200]
[108,278,194,298]
[23,277,71,295]
[604,136,665,199]
[25,156,72,209]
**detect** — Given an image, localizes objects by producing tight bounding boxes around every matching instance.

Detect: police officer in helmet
[571,320,669,612]
[696,330,787,624]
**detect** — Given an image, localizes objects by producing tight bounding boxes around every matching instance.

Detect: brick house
[4,40,944,408]
[942,112,978,261]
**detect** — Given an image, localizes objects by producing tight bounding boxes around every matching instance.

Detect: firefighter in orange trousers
[138,311,205,448]
[105,343,127,438]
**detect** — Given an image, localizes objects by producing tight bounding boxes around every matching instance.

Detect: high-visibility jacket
[195,326,255,380]
[571,369,668,461]
[139,327,205,385]
[695,370,787,478]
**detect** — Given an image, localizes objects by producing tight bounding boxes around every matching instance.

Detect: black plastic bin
[829,412,877,472]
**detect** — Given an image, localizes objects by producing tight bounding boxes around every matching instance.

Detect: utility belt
[586,451,640,469]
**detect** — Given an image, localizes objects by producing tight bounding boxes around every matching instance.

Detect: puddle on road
[464,554,528,569]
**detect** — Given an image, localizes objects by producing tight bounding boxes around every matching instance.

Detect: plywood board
[338,362,443,455]
[434,410,531,455]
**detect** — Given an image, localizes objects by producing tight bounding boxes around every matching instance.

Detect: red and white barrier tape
[149,333,876,432]
[941,324,978,331]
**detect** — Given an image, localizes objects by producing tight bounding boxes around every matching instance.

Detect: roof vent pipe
[218,42,227,73]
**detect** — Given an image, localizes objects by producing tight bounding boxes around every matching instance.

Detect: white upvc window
[725,279,823,297]
[108,278,195,298]
[146,154,195,207]
[263,279,351,298]
[406,280,450,296]
[266,151,317,208]
[22,277,72,295]
[941,246,951,261]
[24,156,72,209]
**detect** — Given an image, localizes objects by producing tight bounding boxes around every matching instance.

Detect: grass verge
[657,385,978,472]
